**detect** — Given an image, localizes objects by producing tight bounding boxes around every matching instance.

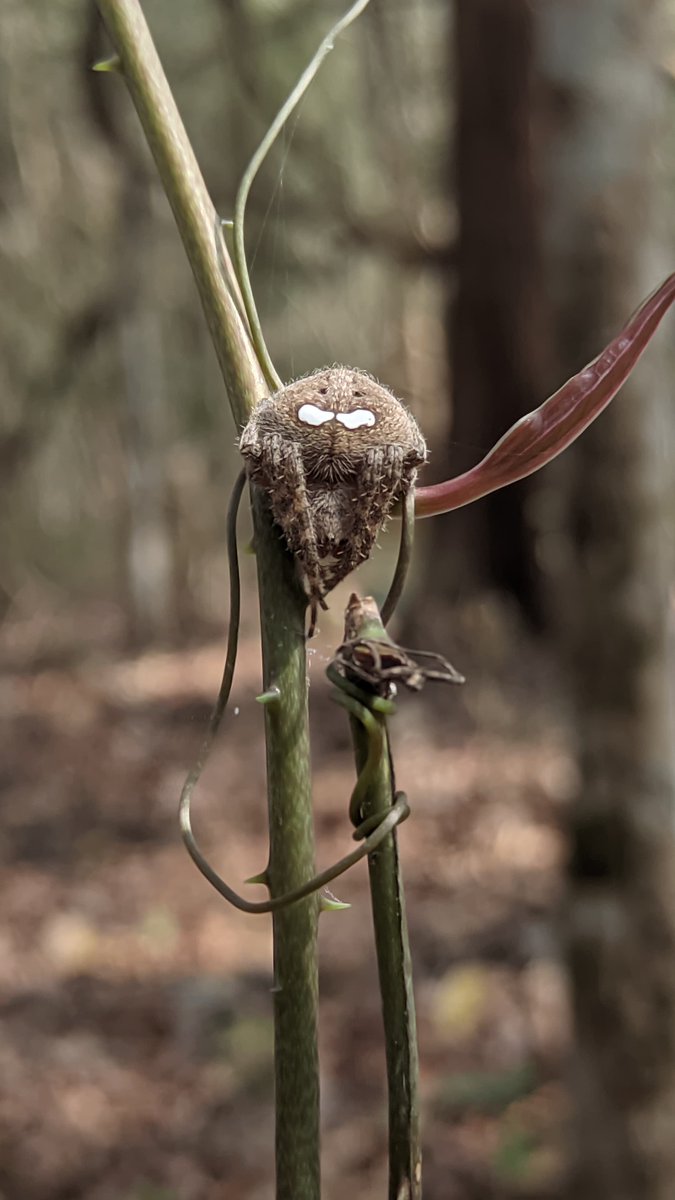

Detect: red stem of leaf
[414,272,675,518]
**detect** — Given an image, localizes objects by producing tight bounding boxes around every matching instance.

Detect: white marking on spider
[297,403,335,426]
[297,403,376,431]
[336,409,376,430]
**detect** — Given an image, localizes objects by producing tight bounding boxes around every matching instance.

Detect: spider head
[244,366,426,480]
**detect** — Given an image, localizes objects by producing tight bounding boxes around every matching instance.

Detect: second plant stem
[342,605,421,1200]
[252,488,320,1200]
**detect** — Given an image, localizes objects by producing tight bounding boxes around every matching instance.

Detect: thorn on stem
[92,54,122,73]
[245,870,269,886]
[319,890,351,912]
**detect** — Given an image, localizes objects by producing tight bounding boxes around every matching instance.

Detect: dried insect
[240,365,427,634]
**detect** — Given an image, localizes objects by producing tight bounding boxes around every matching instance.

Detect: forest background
[2,2,675,1199]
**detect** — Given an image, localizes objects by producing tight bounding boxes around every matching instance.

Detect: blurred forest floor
[1,596,576,1200]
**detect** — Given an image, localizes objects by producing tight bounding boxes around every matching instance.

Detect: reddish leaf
[415,272,675,518]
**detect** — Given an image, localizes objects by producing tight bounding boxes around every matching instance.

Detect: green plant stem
[252,487,319,1199]
[96,0,264,430]
[340,614,421,1200]
[94,5,320,1196]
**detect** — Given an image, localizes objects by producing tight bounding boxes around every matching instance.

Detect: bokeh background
[3,2,675,1198]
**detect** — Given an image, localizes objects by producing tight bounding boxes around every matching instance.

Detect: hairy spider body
[240,366,427,632]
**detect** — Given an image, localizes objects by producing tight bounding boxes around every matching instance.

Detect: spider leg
[252,435,327,627]
[354,444,406,563]
[318,446,407,596]
[307,598,320,640]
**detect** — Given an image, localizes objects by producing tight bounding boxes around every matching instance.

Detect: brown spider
[240,365,427,634]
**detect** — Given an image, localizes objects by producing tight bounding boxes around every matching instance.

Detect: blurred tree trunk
[422,0,550,629]
[537,4,675,1197]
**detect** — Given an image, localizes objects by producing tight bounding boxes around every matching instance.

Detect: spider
[240,365,427,635]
